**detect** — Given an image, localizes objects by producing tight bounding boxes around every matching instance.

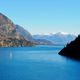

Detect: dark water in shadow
[0,46,80,80]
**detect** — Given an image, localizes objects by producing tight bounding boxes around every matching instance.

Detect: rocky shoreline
[0,37,35,47]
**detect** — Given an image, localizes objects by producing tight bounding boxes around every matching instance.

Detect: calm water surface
[0,45,80,80]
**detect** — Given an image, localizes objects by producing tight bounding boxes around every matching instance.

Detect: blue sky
[0,0,80,35]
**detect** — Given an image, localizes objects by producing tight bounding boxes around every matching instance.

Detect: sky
[0,0,80,35]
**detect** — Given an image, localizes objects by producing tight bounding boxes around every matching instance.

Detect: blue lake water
[0,45,80,80]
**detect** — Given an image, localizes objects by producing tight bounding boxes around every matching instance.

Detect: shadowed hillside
[59,35,80,60]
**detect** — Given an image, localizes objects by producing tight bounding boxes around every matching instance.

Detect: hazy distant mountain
[33,32,76,45]
[0,13,34,47]
[34,39,54,45]
[15,25,55,45]
[16,25,34,42]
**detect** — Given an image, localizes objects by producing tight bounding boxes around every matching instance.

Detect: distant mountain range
[15,25,54,45]
[0,13,77,46]
[14,25,77,45]
[34,39,54,45]
[33,32,76,45]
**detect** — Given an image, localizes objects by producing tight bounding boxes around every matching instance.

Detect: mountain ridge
[0,13,34,47]
[33,32,76,45]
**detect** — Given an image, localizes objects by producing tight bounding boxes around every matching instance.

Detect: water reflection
[0,46,80,80]
[10,52,13,59]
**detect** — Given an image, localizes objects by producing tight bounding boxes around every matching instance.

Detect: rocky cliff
[0,13,34,47]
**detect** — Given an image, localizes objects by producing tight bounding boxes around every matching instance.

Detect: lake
[0,45,80,80]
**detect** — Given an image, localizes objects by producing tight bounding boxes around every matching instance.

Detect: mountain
[33,32,76,45]
[59,35,80,61]
[0,13,34,47]
[16,25,34,42]
[0,13,17,37]
[34,39,54,45]
[16,25,53,45]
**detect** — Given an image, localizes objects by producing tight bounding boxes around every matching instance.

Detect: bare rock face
[0,13,17,37]
[0,13,34,47]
